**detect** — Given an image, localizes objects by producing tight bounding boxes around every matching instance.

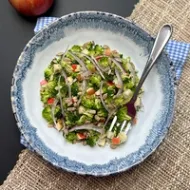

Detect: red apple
[9,0,54,16]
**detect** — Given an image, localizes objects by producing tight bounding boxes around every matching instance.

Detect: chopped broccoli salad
[40,42,142,148]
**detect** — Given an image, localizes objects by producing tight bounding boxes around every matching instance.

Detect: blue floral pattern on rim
[11,11,176,176]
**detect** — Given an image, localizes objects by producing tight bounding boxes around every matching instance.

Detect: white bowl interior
[23,28,162,165]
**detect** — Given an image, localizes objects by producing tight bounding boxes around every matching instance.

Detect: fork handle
[131,24,173,102]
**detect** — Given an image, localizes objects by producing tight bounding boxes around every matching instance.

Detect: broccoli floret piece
[94,44,103,55]
[86,137,97,147]
[42,106,53,124]
[86,131,99,147]
[42,105,62,124]
[76,115,87,125]
[47,81,57,97]
[106,89,115,97]
[81,96,95,109]
[89,50,95,56]
[105,85,115,97]
[71,72,78,78]
[40,90,51,104]
[122,75,135,89]
[104,73,114,81]
[65,112,80,126]
[52,74,60,83]
[71,82,79,96]
[85,60,95,72]
[94,99,102,110]
[54,106,62,119]
[83,112,94,119]
[44,67,53,81]
[64,52,75,61]
[114,94,125,106]
[99,57,109,68]
[66,132,77,143]
[71,45,82,52]
[122,75,130,83]
[117,107,131,122]
[90,74,101,87]
[105,97,114,105]
[61,61,73,74]
[76,115,92,125]
[97,108,108,117]
[124,81,134,89]
[60,82,68,96]
[122,57,131,71]
[114,90,133,106]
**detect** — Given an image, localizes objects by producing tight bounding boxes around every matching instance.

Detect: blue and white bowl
[11,11,176,176]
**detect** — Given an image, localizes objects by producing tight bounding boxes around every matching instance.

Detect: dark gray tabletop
[0,0,138,184]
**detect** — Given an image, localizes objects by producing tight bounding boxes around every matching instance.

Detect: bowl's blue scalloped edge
[11,11,176,176]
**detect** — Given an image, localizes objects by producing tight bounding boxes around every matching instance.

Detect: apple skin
[9,0,54,16]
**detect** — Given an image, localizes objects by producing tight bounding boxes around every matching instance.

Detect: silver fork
[108,24,173,143]
[126,24,173,119]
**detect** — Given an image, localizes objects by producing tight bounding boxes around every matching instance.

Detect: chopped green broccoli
[40,90,51,104]
[104,73,114,81]
[122,57,131,71]
[114,94,125,106]
[86,131,99,147]
[105,97,114,105]
[114,90,133,106]
[71,45,82,52]
[64,53,75,62]
[65,111,80,126]
[86,137,97,147]
[122,75,130,83]
[44,67,53,81]
[89,50,95,56]
[42,106,53,124]
[117,107,131,122]
[85,60,95,72]
[52,74,63,84]
[71,72,78,78]
[76,115,92,125]
[122,75,135,89]
[81,96,95,109]
[94,44,103,55]
[83,112,94,119]
[61,61,73,74]
[42,105,61,124]
[94,99,102,110]
[59,82,68,96]
[98,57,109,68]
[66,132,77,143]
[124,81,134,89]
[47,81,57,97]
[71,82,79,96]
[97,108,108,117]
[90,74,101,87]
[105,85,115,97]
[54,106,62,119]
